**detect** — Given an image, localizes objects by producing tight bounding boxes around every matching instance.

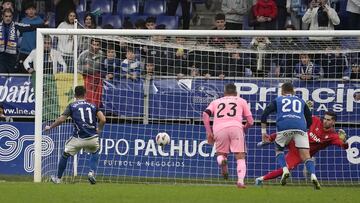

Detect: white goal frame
[34,29,360,182]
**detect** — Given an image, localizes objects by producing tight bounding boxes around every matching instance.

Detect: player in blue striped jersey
[45,86,106,184]
[260,82,320,189]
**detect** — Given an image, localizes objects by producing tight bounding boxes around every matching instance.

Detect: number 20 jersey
[275,95,307,132]
[62,100,98,138]
[205,96,252,134]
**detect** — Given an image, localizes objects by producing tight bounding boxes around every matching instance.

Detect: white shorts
[64,135,100,156]
[275,130,309,149]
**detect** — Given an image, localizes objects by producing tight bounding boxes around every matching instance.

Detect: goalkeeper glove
[306,100,314,110]
[338,129,347,142]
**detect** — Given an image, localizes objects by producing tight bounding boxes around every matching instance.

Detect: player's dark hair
[325,111,337,121]
[224,83,237,95]
[281,82,294,94]
[74,86,86,98]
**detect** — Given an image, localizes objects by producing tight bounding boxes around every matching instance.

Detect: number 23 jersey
[205,96,252,134]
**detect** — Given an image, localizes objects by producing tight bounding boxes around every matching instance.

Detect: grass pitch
[0,182,359,203]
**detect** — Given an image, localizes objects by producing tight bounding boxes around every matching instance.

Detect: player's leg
[216,152,229,179]
[303,157,316,177]
[256,141,302,186]
[51,137,79,184]
[255,168,283,186]
[234,152,246,188]
[84,136,100,184]
[50,151,71,184]
[229,126,247,188]
[256,148,302,185]
[294,131,320,190]
[274,131,292,185]
[214,129,230,180]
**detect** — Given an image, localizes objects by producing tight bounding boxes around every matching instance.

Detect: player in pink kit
[203,83,254,188]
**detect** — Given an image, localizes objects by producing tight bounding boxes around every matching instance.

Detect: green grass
[0,182,359,203]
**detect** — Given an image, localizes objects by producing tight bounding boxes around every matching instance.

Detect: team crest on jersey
[325,136,328,139]
[315,128,319,131]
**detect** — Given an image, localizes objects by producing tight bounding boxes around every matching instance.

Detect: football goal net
[34,28,360,186]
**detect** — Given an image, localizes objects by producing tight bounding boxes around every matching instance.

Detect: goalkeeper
[256,111,348,186]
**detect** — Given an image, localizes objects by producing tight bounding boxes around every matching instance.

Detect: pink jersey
[205,96,252,134]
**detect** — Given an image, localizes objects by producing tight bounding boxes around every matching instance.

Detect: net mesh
[38,29,360,186]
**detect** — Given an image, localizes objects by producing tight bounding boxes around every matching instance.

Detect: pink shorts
[214,126,246,154]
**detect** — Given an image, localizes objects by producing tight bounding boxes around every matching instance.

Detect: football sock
[217,155,226,166]
[276,153,286,168]
[89,151,99,172]
[237,159,246,184]
[305,159,315,175]
[57,153,69,179]
[263,168,284,180]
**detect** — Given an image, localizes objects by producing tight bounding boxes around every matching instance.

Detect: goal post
[34,28,360,185]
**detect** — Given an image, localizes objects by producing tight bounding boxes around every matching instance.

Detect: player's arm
[244,115,254,130]
[261,100,277,142]
[202,106,214,145]
[257,132,277,147]
[96,111,106,134]
[242,100,254,130]
[304,104,312,129]
[44,115,68,132]
[45,115,67,131]
[44,105,71,131]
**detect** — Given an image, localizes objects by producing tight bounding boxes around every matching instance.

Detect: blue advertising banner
[0,123,53,174]
[1,122,359,181]
[102,79,360,123]
[0,76,35,117]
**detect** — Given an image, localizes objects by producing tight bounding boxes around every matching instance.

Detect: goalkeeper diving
[256,110,348,186]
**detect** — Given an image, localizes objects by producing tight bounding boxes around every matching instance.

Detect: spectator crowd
[0,0,359,111]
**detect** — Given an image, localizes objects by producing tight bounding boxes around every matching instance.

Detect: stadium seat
[144,0,166,15]
[156,15,178,29]
[128,15,148,24]
[101,14,122,28]
[116,0,139,15]
[90,0,112,13]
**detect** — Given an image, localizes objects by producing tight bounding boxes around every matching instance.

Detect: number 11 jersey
[62,100,98,138]
[205,96,252,134]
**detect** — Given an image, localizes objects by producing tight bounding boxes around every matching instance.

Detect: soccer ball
[156,132,170,146]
